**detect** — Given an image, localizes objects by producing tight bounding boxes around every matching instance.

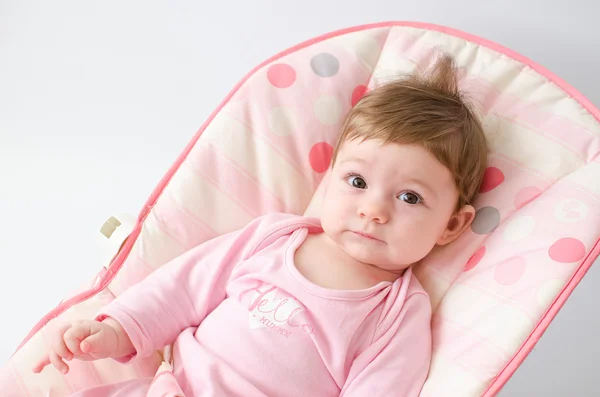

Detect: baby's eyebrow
[338,156,369,165]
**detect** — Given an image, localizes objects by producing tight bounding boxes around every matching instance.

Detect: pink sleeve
[340,293,432,397]
[97,213,288,361]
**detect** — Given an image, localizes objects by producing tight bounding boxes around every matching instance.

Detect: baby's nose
[358,201,389,223]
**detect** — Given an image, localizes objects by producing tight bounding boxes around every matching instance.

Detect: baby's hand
[32,318,125,374]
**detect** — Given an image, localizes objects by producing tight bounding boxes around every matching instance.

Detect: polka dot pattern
[310,53,340,77]
[268,107,297,136]
[503,215,535,242]
[314,95,343,126]
[553,199,589,223]
[471,207,501,235]
[351,85,367,106]
[480,167,505,193]
[267,63,296,88]
[494,256,526,285]
[464,245,486,272]
[549,238,586,263]
[309,142,333,173]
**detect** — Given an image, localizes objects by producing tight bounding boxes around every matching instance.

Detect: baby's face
[321,139,460,272]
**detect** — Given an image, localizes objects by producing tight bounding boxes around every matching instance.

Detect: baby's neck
[294,232,403,291]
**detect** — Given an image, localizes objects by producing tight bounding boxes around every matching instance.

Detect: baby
[31,55,488,397]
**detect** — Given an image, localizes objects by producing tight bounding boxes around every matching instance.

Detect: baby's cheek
[320,210,340,237]
[324,198,348,222]
[393,228,435,260]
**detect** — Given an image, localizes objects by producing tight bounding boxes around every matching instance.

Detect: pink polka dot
[479,167,505,193]
[464,245,486,272]
[351,85,367,106]
[267,63,296,88]
[548,238,586,263]
[514,186,543,210]
[494,256,526,285]
[309,142,333,173]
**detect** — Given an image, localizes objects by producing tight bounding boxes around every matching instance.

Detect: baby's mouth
[351,230,385,243]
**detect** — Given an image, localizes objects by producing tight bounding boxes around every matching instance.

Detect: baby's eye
[398,192,422,205]
[347,175,367,189]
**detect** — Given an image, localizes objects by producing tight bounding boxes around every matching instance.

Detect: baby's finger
[63,328,85,356]
[32,356,50,373]
[80,331,109,357]
[80,334,98,354]
[49,351,69,374]
[63,321,92,355]
[51,329,74,361]
[64,336,82,357]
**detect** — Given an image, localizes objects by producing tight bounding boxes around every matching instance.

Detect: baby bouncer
[2,22,600,396]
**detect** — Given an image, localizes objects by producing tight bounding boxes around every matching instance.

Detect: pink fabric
[77,213,432,397]
[68,378,152,397]
[146,364,186,397]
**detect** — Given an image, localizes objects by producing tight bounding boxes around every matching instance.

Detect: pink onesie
[73,213,432,396]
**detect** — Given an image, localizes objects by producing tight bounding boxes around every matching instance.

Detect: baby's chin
[323,231,413,270]
[342,245,412,271]
[341,245,396,268]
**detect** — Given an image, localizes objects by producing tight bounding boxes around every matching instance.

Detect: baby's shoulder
[247,212,321,251]
[382,269,431,321]
[253,212,320,231]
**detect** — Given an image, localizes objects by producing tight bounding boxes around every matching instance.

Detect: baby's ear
[437,205,476,246]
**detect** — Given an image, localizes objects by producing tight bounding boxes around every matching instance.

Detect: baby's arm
[98,221,264,360]
[340,293,432,397]
[33,213,289,374]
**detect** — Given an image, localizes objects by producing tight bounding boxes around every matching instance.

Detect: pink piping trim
[13,21,600,396]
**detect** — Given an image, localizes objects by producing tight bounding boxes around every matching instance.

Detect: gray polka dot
[310,53,339,77]
[471,206,501,234]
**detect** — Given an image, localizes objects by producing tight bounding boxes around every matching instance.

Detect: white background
[1,1,599,395]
